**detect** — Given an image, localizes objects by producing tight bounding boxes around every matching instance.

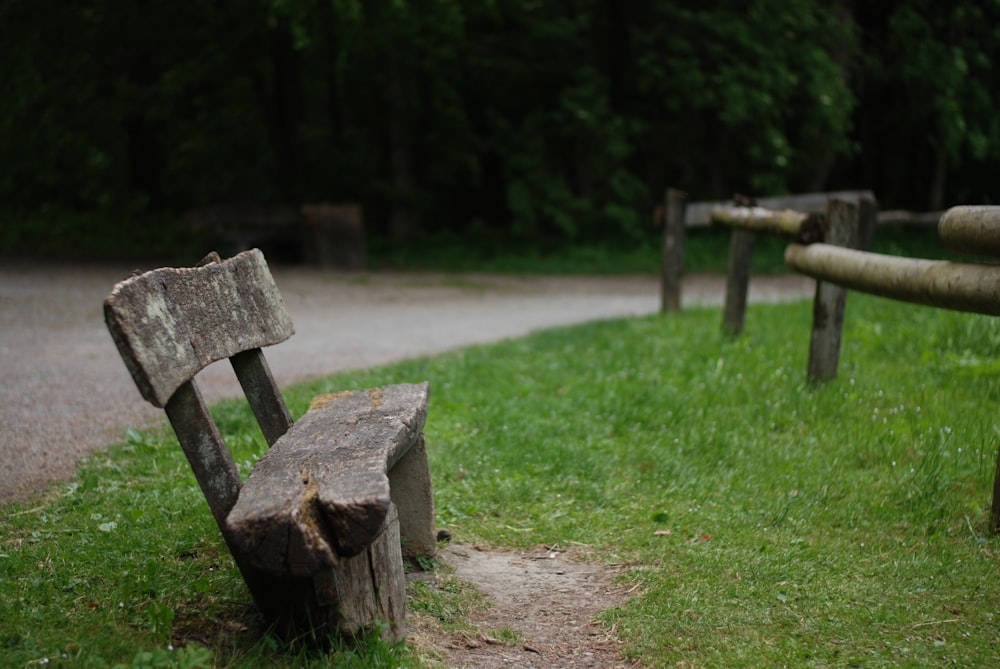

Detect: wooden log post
[994,448,1000,534]
[805,198,858,384]
[857,194,879,252]
[661,188,687,313]
[722,228,755,336]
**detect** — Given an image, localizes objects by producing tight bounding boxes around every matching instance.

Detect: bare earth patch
[408,544,639,668]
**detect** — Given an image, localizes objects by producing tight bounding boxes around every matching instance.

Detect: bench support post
[314,503,406,642]
[164,380,241,527]
[389,435,437,560]
[263,504,407,643]
[231,349,293,446]
[163,380,281,615]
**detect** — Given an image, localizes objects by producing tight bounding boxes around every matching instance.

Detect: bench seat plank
[226,382,429,578]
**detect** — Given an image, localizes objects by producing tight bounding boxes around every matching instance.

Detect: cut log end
[227,468,392,577]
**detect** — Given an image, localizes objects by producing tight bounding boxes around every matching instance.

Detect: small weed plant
[2,294,999,666]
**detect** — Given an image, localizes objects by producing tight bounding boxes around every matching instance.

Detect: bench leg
[315,502,406,643]
[389,435,437,560]
[261,502,406,644]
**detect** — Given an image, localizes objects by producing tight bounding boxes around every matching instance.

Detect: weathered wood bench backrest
[104,250,435,641]
[104,250,294,527]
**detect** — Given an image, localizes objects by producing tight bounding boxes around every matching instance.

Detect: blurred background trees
[2,0,999,258]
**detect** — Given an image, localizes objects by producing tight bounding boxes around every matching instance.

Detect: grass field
[3,292,999,667]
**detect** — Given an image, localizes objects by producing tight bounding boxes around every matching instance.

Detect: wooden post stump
[806,198,858,384]
[301,204,367,270]
[661,189,687,313]
[722,228,755,336]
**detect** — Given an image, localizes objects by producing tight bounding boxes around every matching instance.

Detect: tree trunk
[803,0,854,192]
[929,143,948,212]
[660,188,686,312]
[386,59,416,243]
[124,54,163,208]
[263,19,303,201]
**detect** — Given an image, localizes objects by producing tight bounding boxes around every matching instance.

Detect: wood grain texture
[711,205,824,243]
[103,249,294,407]
[938,206,1000,258]
[786,244,1000,316]
[226,382,430,578]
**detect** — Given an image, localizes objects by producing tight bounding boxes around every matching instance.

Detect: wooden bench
[103,249,435,642]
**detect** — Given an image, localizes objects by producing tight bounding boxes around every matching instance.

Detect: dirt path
[0,261,812,503]
[408,544,636,668]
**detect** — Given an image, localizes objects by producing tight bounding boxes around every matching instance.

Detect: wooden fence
[784,204,1000,531]
[661,191,1000,532]
[660,190,876,315]
[674,190,939,229]
[659,189,939,315]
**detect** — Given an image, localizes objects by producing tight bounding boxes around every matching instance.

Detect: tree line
[2,0,999,246]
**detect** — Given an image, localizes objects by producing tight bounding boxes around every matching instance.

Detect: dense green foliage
[3,1,1000,258]
[3,295,1000,666]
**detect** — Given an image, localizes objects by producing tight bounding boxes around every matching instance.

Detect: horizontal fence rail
[683,191,874,227]
[785,244,1000,317]
[709,206,823,243]
[938,205,1000,257]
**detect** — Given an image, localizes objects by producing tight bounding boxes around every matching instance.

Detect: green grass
[369,226,963,275]
[4,294,1000,666]
[2,205,959,276]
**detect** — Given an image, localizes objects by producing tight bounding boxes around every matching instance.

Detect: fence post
[661,188,687,313]
[993,452,1000,533]
[857,194,878,252]
[722,228,755,335]
[806,198,859,384]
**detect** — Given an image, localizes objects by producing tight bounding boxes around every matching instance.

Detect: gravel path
[0,261,814,503]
